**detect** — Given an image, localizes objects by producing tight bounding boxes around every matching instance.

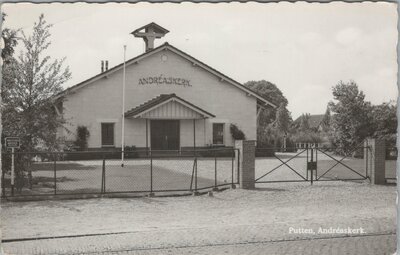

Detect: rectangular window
[213,123,224,145]
[101,123,114,146]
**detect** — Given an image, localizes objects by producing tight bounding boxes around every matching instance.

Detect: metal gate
[255,145,370,185]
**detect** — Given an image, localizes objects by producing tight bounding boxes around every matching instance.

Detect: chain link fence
[1,148,238,198]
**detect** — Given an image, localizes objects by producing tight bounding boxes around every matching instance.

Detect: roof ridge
[54,42,275,107]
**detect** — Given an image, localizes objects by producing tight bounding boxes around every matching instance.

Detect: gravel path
[1,181,396,254]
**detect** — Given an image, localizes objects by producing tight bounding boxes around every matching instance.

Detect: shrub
[230,124,246,140]
[63,146,141,161]
[124,146,139,158]
[74,126,90,151]
[291,131,324,144]
[64,150,121,161]
[196,149,235,157]
[255,148,275,157]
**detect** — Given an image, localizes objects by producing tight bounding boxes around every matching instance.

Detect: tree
[370,101,397,146]
[1,13,21,192]
[2,14,71,188]
[274,103,290,134]
[320,107,331,133]
[244,80,292,148]
[273,103,291,150]
[1,13,20,146]
[244,80,289,125]
[1,13,19,61]
[299,114,310,132]
[328,81,373,155]
[3,14,71,150]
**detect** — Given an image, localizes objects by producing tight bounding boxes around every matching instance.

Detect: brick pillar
[365,139,386,185]
[235,140,255,189]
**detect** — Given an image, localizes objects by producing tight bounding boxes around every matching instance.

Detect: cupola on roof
[131,22,169,52]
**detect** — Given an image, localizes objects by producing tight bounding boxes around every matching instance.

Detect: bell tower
[131,22,169,52]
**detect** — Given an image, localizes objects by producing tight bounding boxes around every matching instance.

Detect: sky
[2,2,398,119]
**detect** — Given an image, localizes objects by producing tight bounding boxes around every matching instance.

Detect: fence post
[364,140,369,179]
[195,158,198,193]
[365,139,386,184]
[1,169,5,198]
[231,150,236,189]
[190,158,195,191]
[234,140,256,189]
[101,155,106,194]
[192,157,199,196]
[310,148,314,185]
[54,154,57,195]
[235,148,240,186]
[306,148,309,180]
[315,148,318,178]
[149,151,154,197]
[11,148,14,196]
[213,155,218,191]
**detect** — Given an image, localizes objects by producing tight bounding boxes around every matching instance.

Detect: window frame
[212,123,225,146]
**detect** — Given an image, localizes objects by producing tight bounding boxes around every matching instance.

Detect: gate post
[235,140,255,189]
[365,139,386,185]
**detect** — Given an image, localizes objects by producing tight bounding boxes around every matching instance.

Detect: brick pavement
[2,221,396,255]
[2,182,396,255]
[2,232,396,255]
[99,234,396,255]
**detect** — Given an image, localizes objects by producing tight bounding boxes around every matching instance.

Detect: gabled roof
[293,114,325,129]
[308,114,325,128]
[54,42,276,108]
[131,22,169,36]
[125,93,215,119]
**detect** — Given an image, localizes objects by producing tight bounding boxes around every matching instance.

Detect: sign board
[307,161,317,171]
[5,137,20,149]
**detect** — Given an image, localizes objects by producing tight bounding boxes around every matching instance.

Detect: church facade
[54,23,275,151]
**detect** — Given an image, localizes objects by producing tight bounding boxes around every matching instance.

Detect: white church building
[54,23,275,151]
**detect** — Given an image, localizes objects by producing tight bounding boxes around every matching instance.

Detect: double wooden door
[150,120,180,150]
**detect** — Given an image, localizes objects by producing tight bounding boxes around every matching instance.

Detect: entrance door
[150,120,180,150]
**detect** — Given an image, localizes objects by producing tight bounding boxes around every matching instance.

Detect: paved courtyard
[1,181,396,254]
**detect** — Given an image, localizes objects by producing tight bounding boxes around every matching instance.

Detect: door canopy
[124,94,215,119]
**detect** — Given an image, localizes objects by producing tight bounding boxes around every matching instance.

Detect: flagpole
[121,45,126,167]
